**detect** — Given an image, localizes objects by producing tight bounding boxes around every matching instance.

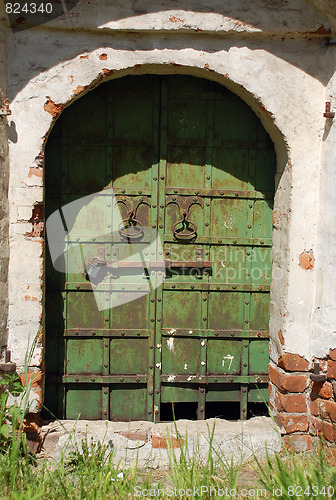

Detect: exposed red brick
[99,53,107,60]
[310,397,323,416]
[269,365,308,393]
[325,400,336,422]
[26,222,44,238]
[21,412,45,433]
[278,353,309,372]
[327,360,336,379]
[234,20,249,28]
[28,167,43,178]
[169,16,184,23]
[26,203,44,238]
[44,99,64,118]
[283,434,312,452]
[73,85,87,96]
[310,398,336,422]
[333,381,336,398]
[311,381,333,399]
[330,349,336,361]
[20,370,43,389]
[278,329,285,346]
[151,434,184,449]
[269,365,278,385]
[80,55,89,59]
[102,68,114,77]
[20,414,45,454]
[311,417,334,443]
[24,295,38,301]
[275,413,309,433]
[274,389,307,413]
[38,327,43,342]
[299,250,314,270]
[324,446,336,465]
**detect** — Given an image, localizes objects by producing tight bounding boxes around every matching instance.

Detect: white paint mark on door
[167,337,175,351]
[222,355,234,370]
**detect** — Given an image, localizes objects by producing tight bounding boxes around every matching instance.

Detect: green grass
[254,441,336,499]
[1,419,336,499]
[2,337,336,499]
[0,422,242,499]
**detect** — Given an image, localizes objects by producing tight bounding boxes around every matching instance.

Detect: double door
[45,75,275,421]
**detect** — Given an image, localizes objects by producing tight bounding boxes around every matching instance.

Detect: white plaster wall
[312,46,336,359]
[12,0,334,35]
[0,13,9,355]
[3,1,336,399]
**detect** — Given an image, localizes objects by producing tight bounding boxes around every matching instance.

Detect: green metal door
[45,75,275,421]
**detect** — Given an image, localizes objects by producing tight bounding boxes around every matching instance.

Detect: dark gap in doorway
[247,402,269,419]
[205,402,240,420]
[160,402,198,421]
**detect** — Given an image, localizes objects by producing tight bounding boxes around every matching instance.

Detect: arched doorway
[44,75,275,421]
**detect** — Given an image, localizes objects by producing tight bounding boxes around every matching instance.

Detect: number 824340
[284,486,334,497]
[6,3,52,14]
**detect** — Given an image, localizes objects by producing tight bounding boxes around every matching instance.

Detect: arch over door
[44,75,275,421]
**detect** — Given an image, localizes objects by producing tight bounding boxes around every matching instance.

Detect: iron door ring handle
[118,218,144,240]
[172,215,197,241]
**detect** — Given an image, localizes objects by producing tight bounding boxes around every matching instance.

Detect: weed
[1,339,335,499]
[65,435,113,472]
[164,418,243,498]
[254,441,336,499]
[0,372,25,449]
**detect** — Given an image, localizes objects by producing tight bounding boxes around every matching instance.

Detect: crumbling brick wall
[270,351,336,451]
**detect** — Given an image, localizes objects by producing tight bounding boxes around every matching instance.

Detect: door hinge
[324,102,335,119]
[0,350,16,372]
